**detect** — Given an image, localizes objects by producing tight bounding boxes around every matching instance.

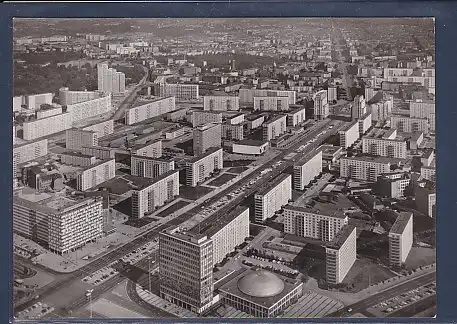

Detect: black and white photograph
[12,18,436,320]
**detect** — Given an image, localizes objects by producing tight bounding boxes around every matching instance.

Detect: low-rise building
[319,145,343,164]
[325,225,357,285]
[293,151,322,190]
[76,159,116,191]
[376,172,411,198]
[254,173,292,222]
[232,140,269,155]
[185,148,223,187]
[389,212,413,267]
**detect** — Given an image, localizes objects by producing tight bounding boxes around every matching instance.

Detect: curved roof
[237,269,285,298]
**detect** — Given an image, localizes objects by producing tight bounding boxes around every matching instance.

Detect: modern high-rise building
[131,170,179,218]
[192,111,223,127]
[130,140,162,158]
[358,112,372,135]
[286,106,306,127]
[389,212,413,266]
[203,95,240,111]
[351,95,366,120]
[262,115,287,141]
[13,191,104,255]
[364,87,376,102]
[339,120,360,149]
[239,89,296,105]
[409,100,435,132]
[362,135,407,159]
[293,151,322,190]
[59,87,99,106]
[185,148,223,186]
[66,128,98,151]
[284,204,349,242]
[340,156,393,182]
[254,173,292,222]
[193,123,222,156]
[66,94,112,123]
[325,225,357,285]
[221,123,244,141]
[159,226,214,314]
[131,155,175,179]
[368,100,392,122]
[97,63,126,94]
[155,83,199,101]
[82,119,114,138]
[313,90,329,121]
[22,112,73,140]
[390,115,430,134]
[253,96,290,111]
[76,159,116,191]
[415,180,436,217]
[125,97,176,125]
[328,87,337,102]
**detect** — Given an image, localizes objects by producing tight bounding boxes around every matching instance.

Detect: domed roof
[237,269,285,298]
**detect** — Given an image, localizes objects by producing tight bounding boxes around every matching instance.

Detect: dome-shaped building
[237,269,285,298]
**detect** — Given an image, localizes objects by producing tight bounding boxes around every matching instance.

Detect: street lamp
[85,289,94,319]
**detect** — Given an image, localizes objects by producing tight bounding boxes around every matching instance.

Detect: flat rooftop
[134,169,179,190]
[61,151,94,158]
[264,115,286,125]
[131,139,162,150]
[284,202,347,219]
[189,206,249,238]
[132,96,173,108]
[80,158,113,171]
[194,123,220,131]
[256,173,291,197]
[390,212,413,235]
[320,144,342,155]
[187,147,222,164]
[341,155,401,164]
[131,154,174,162]
[326,225,356,250]
[162,225,209,245]
[295,150,321,167]
[235,139,268,147]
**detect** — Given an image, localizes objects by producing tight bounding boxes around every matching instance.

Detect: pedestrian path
[278,291,343,318]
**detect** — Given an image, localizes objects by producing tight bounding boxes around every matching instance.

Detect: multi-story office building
[193,123,222,156]
[125,97,176,125]
[66,128,98,151]
[36,106,63,119]
[130,140,162,158]
[97,63,126,94]
[287,106,306,127]
[325,225,357,285]
[253,96,290,111]
[22,112,73,140]
[358,112,372,135]
[409,100,435,132]
[390,115,430,134]
[313,90,329,121]
[239,89,296,105]
[328,87,337,102]
[339,120,359,149]
[376,172,411,198]
[192,111,223,127]
[389,212,413,266]
[368,100,393,122]
[190,206,250,266]
[82,119,114,138]
[159,226,214,314]
[131,155,175,179]
[59,87,99,105]
[340,156,392,182]
[351,95,367,120]
[293,151,322,190]
[362,136,407,158]
[13,191,104,255]
[25,93,53,110]
[76,159,116,191]
[66,94,112,123]
[415,180,436,217]
[203,95,240,111]
[60,152,96,167]
[284,204,349,242]
[155,83,199,101]
[185,148,223,187]
[131,170,179,218]
[221,123,244,141]
[81,146,115,160]
[254,173,292,222]
[262,115,287,141]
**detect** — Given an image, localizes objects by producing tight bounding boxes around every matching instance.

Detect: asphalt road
[387,294,436,317]
[326,272,436,317]
[17,118,348,318]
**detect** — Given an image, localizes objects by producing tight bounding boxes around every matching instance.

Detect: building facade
[293,151,323,190]
[362,137,407,159]
[66,128,98,151]
[76,159,116,191]
[262,115,287,141]
[59,87,99,105]
[239,89,296,105]
[185,148,223,187]
[81,146,115,160]
[254,173,292,222]
[351,95,367,120]
[339,121,360,149]
[340,156,392,182]
[97,63,126,94]
[131,155,175,179]
[389,212,413,266]
[60,152,96,167]
[193,123,222,156]
[313,90,329,121]
[325,225,357,284]
[253,96,290,111]
[192,111,223,127]
[390,115,430,134]
[125,97,176,125]
[130,140,162,158]
[222,123,244,141]
[203,95,240,111]
[287,107,306,127]
[22,112,73,140]
[156,83,199,101]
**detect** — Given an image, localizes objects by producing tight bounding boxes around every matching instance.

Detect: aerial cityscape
[12,18,436,320]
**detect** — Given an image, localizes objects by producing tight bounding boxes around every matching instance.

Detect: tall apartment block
[389,212,413,266]
[362,131,407,159]
[254,173,292,222]
[125,96,176,125]
[328,87,337,102]
[351,95,367,120]
[189,206,250,266]
[131,155,175,178]
[131,170,179,218]
[368,100,393,122]
[262,115,287,141]
[130,140,162,158]
[203,95,240,111]
[66,94,112,123]
[409,100,435,132]
[97,63,126,94]
[13,191,104,255]
[339,120,359,149]
[22,112,73,140]
[66,128,98,151]
[239,89,296,105]
[325,225,357,285]
[390,115,430,134]
[415,180,436,217]
[364,87,376,102]
[193,123,222,156]
[340,156,393,182]
[36,106,63,119]
[13,139,48,183]
[159,226,214,314]
[313,90,329,121]
[82,119,114,138]
[59,87,99,105]
[286,106,306,127]
[185,148,223,186]
[358,112,372,135]
[155,83,199,101]
[192,111,223,127]
[76,159,116,191]
[293,151,322,190]
[284,205,349,242]
[253,96,290,111]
